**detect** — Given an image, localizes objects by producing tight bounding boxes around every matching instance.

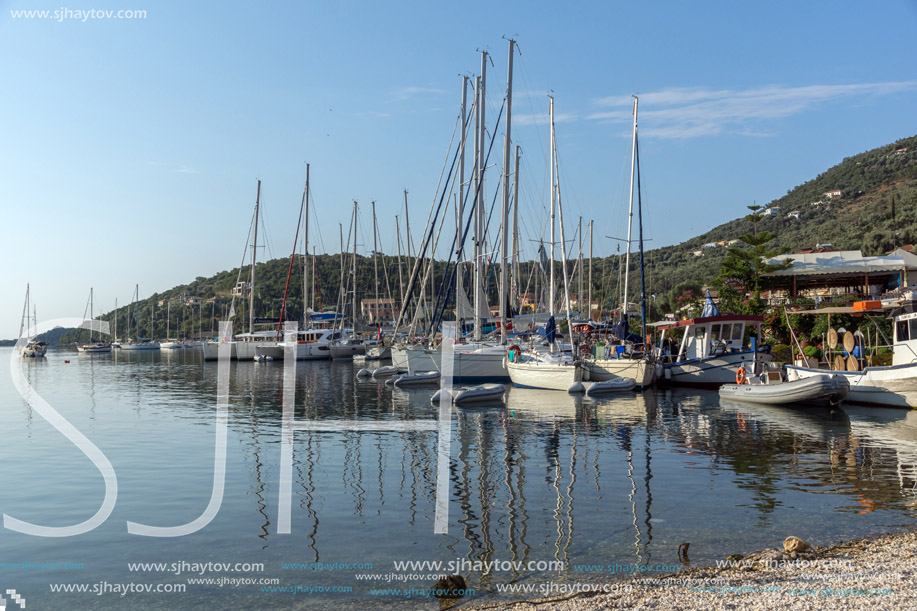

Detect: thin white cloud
[177,165,199,174]
[390,86,447,101]
[513,112,578,126]
[589,81,917,139]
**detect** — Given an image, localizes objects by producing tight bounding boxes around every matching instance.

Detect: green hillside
[54,135,917,344]
[642,135,917,314]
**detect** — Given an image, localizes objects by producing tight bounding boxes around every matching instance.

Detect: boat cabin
[656,315,763,362]
[893,311,917,366]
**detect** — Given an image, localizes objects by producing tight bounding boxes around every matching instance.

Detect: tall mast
[457,76,468,330]
[114,297,118,342]
[89,287,94,342]
[338,223,345,325]
[555,145,574,342]
[250,179,261,335]
[165,296,170,340]
[372,200,379,324]
[352,201,358,334]
[395,216,404,309]
[500,38,514,344]
[578,216,583,318]
[548,95,556,317]
[622,97,637,320]
[474,51,487,341]
[512,144,521,312]
[588,220,593,321]
[303,164,310,327]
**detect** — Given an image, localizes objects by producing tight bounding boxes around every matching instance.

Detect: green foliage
[771,343,792,363]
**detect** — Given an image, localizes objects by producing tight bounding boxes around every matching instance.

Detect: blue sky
[2,0,915,337]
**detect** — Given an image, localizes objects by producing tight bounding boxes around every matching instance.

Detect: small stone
[432,574,466,599]
[783,536,811,553]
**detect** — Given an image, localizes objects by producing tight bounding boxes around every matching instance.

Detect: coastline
[470,529,916,610]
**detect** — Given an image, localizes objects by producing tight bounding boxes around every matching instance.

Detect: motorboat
[433,384,506,405]
[719,371,849,407]
[392,371,441,387]
[584,377,638,395]
[655,312,772,388]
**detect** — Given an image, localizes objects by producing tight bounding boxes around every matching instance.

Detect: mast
[19,284,29,339]
[588,220,593,321]
[250,179,261,335]
[114,298,118,342]
[90,287,94,342]
[512,144,521,312]
[303,164,310,327]
[474,51,487,341]
[555,150,574,343]
[457,76,468,332]
[622,97,637,320]
[395,216,404,309]
[636,113,648,346]
[549,95,556,317]
[372,200,379,324]
[500,38,514,344]
[338,223,345,326]
[352,201,358,335]
[165,296,170,340]
[578,217,583,318]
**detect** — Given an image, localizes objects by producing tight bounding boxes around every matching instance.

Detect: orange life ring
[579,343,591,357]
[736,366,747,385]
[507,344,522,360]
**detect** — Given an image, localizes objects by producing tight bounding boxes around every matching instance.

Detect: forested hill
[643,135,917,310]
[51,134,917,344]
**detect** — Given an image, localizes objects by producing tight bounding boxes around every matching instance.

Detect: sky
[2,0,915,338]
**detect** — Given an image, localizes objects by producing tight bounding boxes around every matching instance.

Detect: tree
[714,205,792,314]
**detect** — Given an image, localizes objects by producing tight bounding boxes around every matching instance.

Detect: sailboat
[507,95,585,392]
[119,284,160,351]
[160,298,183,349]
[581,96,655,388]
[330,201,367,360]
[203,180,280,361]
[77,287,112,353]
[17,284,48,358]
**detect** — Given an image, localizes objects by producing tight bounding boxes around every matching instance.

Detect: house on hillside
[809,200,825,207]
[692,250,703,257]
[894,147,908,155]
[703,242,718,248]
[787,211,801,220]
[762,206,780,216]
[823,189,842,199]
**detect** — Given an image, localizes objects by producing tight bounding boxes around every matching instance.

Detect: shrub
[772,343,792,363]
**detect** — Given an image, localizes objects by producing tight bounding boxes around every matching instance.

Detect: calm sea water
[2,346,916,609]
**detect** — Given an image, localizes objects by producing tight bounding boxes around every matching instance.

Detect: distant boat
[77,288,112,353]
[17,284,47,358]
[119,284,160,351]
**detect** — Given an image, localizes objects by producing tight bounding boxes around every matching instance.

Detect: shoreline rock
[469,529,916,610]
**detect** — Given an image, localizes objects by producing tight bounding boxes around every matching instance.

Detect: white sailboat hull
[507,359,583,391]
[786,363,917,408]
[584,358,656,388]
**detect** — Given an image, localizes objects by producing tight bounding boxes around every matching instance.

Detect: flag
[537,241,549,275]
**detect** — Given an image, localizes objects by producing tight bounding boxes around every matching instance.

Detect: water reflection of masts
[457,411,483,565]
[476,411,496,584]
[246,398,270,547]
[643,393,656,559]
[502,408,531,571]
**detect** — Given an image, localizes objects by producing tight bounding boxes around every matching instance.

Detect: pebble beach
[470,530,916,610]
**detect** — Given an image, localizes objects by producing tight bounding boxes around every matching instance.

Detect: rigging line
[393,110,466,335]
[428,99,506,334]
[275,185,306,338]
[227,200,257,320]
